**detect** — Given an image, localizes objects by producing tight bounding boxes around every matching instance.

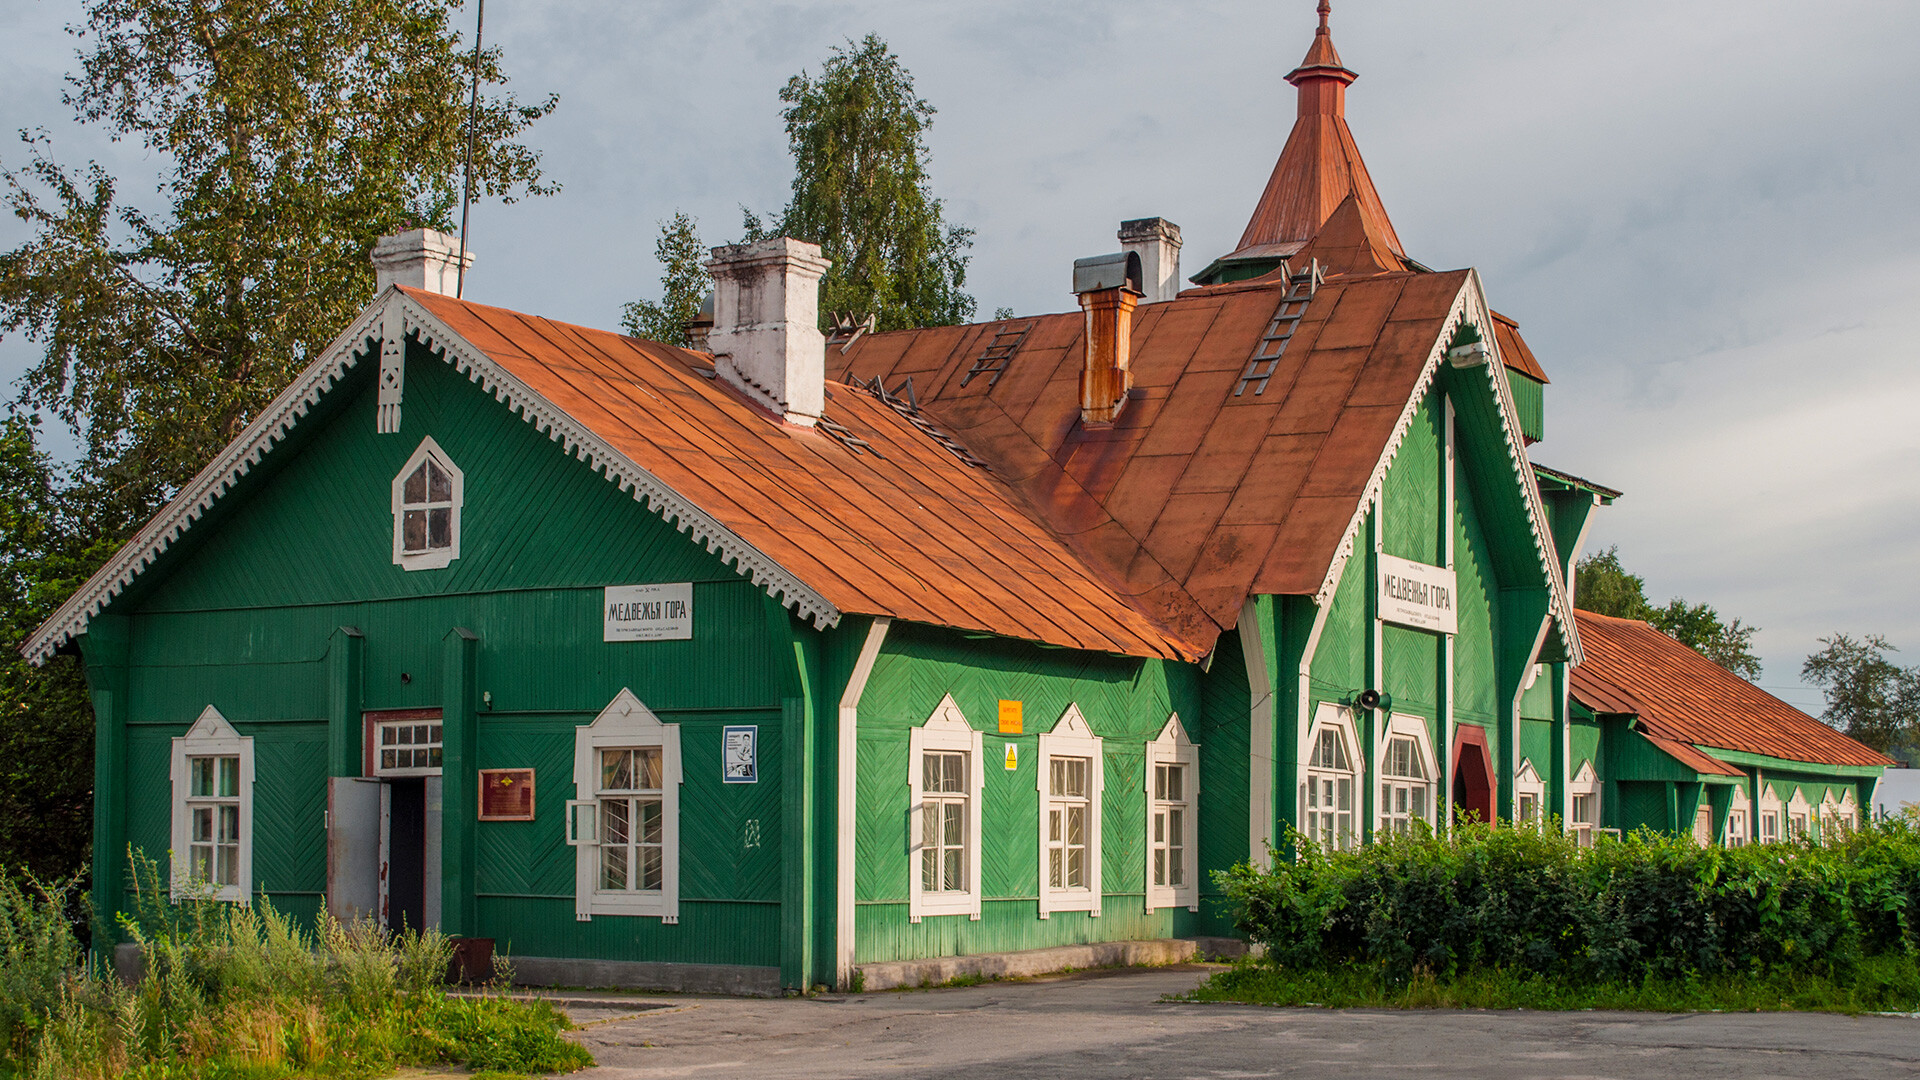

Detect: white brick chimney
[1118,218,1183,303]
[706,238,832,426]
[371,228,472,296]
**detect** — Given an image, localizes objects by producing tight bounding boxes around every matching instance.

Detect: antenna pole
[456,0,485,299]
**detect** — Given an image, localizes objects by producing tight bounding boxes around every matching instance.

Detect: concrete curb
[856,936,1250,991]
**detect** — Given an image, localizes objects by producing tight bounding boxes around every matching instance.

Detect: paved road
[562,964,1920,1079]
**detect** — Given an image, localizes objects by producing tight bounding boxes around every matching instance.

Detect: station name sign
[1378,554,1457,635]
[604,582,693,642]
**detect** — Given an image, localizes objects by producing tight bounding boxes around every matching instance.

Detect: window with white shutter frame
[1568,761,1600,847]
[1036,704,1103,919]
[1145,714,1199,913]
[568,689,680,922]
[909,695,984,922]
[1375,714,1437,836]
[170,706,254,903]
[1301,704,1361,851]
[391,436,464,570]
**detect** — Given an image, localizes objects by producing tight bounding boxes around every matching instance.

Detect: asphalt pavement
[560,963,1920,1079]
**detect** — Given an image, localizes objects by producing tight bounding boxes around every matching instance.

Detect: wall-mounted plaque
[604,582,694,641]
[478,768,536,820]
[1377,553,1458,635]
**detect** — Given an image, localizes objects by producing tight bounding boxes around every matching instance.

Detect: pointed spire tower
[1192,2,1407,284]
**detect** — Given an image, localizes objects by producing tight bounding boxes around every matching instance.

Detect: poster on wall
[723,725,758,783]
[604,582,694,641]
[478,769,535,821]
[1377,554,1458,635]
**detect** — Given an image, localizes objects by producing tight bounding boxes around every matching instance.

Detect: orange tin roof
[838,267,1476,647]
[405,288,1198,660]
[1571,610,1891,768]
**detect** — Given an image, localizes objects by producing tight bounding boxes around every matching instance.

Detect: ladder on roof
[959,322,1035,388]
[1234,259,1323,397]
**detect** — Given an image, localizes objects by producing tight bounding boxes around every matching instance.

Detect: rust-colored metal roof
[1491,311,1549,383]
[1642,733,1746,778]
[1292,193,1405,278]
[1232,6,1405,260]
[838,269,1476,647]
[403,288,1198,660]
[1572,609,1891,768]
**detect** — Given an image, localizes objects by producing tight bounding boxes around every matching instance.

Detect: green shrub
[1217,817,1920,986]
[0,873,86,1057]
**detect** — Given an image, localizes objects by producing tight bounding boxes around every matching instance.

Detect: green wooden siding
[1507,371,1545,444]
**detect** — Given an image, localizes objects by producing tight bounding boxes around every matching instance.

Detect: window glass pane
[1169,846,1183,887]
[1049,808,1061,843]
[382,727,397,746]
[381,749,396,769]
[601,843,628,891]
[427,747,442,768]
[427,508,451,549]
[1049,758,1064,797]
[1049,848,1062,889]
[218,805,239,843]
[1412,787,1428,820]
[1169,808,1183,846]
[191,758,214,798]
[640,799,662,844]
[217,844,239,887]
[1337,778,1352,811]
[1067,805,1085,847]
[402,509,427,552]
[640,846,663,891]
[943,848,962,891]
[404,463,428,504]
[941,752,965,794]
[602,799,630,845]
[637,747,663,790]
[943,802,964,847]
[1166,765,1183,802]
[1153,849,1165,887]
[922,846,937,892]
[1153,811,1164,843]
[1067,847,1085,889]
[924,755,941,793]
[602,750,631,791]
[427,460,452,502]
[193,806,213,843]
[1154,765,1166,801]
[191,845,212,883]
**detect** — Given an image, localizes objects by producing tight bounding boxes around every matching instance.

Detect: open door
[1450,724,1495,825]
[327,777,382,923]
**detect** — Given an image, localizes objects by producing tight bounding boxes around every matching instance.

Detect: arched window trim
[1144,714,1199,913]
[1374,713,1438,836]
[1300,703,1362,852]
[391,436,464,571]
[1036,704,1103,919]
[170,705,254,903]
[1568,760,1600,845]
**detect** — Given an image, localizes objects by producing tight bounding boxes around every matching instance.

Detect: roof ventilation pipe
[1072,250,1144,425]
[706,238,832,426]
[372,228,472,296]
[1118,218,1183,303]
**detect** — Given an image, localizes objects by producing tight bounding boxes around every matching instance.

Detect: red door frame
[1451,723,1496,825]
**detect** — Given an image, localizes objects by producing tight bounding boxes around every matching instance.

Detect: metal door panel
[326,777,382,923]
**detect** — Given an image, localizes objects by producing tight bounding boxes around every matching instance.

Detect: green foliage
[622,211,709,346]
[0,849,590,1078]
[1804,634,1920,762]
[0,416,109,881]
[1,0,558,515]
[772,34,975,331]
[1574,546,1761,679]
[1215,819,1920,990]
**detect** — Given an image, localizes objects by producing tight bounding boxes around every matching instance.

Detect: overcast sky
[3,0,1917,709]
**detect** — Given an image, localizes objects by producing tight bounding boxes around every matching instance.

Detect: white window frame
[1145,714,1200,913]
[1759,783,1783,843]
[1726,791,1749,848]
[170,706,254,903]
[391,436,464,571]
[567,689,681,922]
[1036,704,1103,919]
[1514,759,1546,828]
[1568,761,1600,846]
[1787,789,1812,839]
[1300,703,1362,851]
[908,694,984,922]
[1819,791,1856,842]
[370,716,444,777]
[1375,713,1438,836]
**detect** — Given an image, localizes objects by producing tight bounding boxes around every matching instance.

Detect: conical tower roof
[1232,2,1405,260]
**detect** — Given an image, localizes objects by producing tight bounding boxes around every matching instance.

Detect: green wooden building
[27,9,1885,994]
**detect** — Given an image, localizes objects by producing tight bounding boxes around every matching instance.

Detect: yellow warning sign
[1004,743,1019,770]
[998,699,1023,734]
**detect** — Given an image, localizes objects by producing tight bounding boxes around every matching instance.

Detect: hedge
[1214,817,1920,983]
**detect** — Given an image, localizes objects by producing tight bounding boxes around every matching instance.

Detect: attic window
[391,437,463,571]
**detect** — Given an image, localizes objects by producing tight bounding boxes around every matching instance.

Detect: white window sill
[581,891,677,922]
[912,891,980,921]
[1040,889,1101,918]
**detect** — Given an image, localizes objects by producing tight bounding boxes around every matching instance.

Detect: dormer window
[391,437,463,570]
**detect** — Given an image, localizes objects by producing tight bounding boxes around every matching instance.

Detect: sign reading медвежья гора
[604,582,693,641]
[1377,554,1457,635]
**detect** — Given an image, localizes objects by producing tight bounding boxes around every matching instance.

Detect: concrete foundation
[510,955,783,997]
[855,936,1249,991]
